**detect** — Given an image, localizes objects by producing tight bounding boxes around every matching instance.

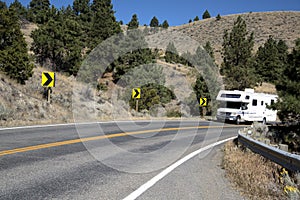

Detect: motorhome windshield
[219,101,242,109]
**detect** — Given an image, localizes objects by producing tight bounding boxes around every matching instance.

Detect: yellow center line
[0,125,243,157]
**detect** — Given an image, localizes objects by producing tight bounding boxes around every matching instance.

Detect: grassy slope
[172,11,300,66]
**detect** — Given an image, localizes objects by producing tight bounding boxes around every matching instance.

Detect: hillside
[172,11,300,65]
[0,11,299,127]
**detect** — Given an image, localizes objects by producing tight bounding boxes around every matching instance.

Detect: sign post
[41,72,55,103]
[132,88,141,112]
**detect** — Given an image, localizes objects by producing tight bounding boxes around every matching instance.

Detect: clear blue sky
[4,0,300,26]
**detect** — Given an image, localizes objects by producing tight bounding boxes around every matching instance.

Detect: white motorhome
[216,88,278,124]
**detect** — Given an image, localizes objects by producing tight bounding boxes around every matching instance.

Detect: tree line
[220,16,299,122]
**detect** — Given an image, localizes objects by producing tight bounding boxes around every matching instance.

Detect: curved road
[0,120,245,199]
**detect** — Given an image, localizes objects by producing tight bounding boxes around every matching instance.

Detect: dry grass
[222,140,287,200]
[172,11,300,66]
[254,82,277,94]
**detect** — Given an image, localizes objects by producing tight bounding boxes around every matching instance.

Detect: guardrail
[238,130,300,172]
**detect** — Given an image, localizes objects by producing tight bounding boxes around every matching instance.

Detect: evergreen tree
[28,0,50,24]
[255,36,288,83]
[73,0,90,16]
[216,14,221,21]
[194,16,199,21]
[31,9,83,75]
[150,16,159,27]
[73,0,92,47]
[0,1,6,9]
[192,75,210,116]
[189,19,192,23]
[165,42,179,63]
[192,46,220,115]
[204,41,215,61]
[274,39,300,122]
[128,14,139,29]
[221,16,256,90]
[89,0,121,49]
[9,0,27,19]
[108,30,157,82]
[162,20,169,29]
[202,9,211,19]
[0,6,33,84]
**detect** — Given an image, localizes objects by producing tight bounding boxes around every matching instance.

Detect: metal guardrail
[238,130,300,172]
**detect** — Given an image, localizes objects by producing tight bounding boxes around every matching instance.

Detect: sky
[4,0,300,26]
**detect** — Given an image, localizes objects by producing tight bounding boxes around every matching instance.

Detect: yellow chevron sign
[42,72,55,87]
[132,88,141,99]
[200,98,207,107]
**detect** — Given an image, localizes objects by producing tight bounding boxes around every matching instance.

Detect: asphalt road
[0,120,245,200]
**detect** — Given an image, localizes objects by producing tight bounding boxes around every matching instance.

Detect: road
[0,120,245,199]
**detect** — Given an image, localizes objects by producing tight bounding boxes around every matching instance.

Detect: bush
[97,83,108,91]
[166,109,182,118]
[0,103,12,120]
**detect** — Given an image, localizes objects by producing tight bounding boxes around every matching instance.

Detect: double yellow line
[0,125,238,157]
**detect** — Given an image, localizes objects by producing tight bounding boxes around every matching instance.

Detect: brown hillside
[172,11,300,65]
[1,11,298,127]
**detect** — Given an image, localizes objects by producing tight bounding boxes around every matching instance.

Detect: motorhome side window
[271,99,275,105]
[261,101,264,106]
[245,95,250,100]
[252,99,257,106]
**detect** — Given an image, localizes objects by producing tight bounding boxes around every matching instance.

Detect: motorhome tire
[236,116,241,125]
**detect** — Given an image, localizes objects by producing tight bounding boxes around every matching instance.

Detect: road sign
[42,72,55,87]
[200,98,207,107]
[132,88,141,99]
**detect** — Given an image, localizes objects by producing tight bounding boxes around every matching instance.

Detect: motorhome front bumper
[217,112,238,121]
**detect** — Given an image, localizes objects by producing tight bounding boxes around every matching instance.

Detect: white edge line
[123,136,237,200]
[0,119,206,131]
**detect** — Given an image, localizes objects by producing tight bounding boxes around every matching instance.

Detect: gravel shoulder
[138,144,246,200]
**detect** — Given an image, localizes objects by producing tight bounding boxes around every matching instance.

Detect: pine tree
[192,75,210,116]
[0,1,6,9]
[73,0,90,16]
[28,0,50,24]
[9,0,27,19]
[189,19,192,23]
[73,0,92,47]
[31,8,83,75]
[150,16,159,27]
[89,0,121,49]
[192,46,220,115]
[202,9,211,19]
[255,36,288,83]
[274,39,300,122]
[221,16,256,90]
[128,14,139,29]
[194,16,199,21]
[108,30,157,82]
[204,41,215,61]
[0,6,33,84]
[216,14,221,21]
[162,20,169,29]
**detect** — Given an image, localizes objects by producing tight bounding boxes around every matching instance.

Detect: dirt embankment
[223,140,300,200]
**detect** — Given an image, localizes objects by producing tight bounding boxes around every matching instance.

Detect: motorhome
[216,88,278,124]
